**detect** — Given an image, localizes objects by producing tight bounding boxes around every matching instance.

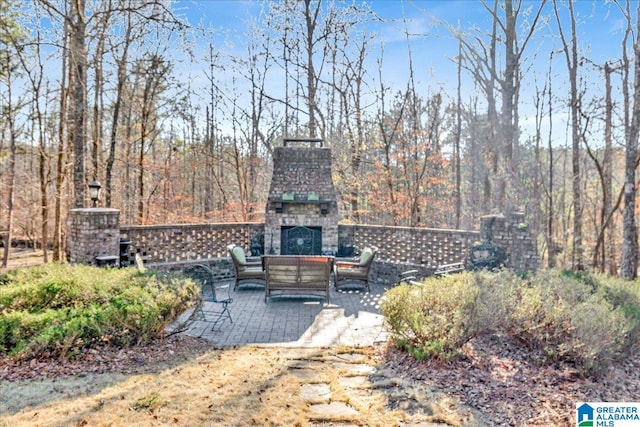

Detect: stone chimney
[264,139,340,255]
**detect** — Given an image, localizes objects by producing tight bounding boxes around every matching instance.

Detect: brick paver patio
[173,280,390,347]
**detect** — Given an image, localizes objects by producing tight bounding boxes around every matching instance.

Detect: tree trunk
[455,39,462,229]
[304,0,318,137]
[620,1,640,280]
[553,0,583,270]
[70,0,87,208]
[547,57,556,268]
[53,14,70,262]
[106,17,132,208]
[1,52,17,269]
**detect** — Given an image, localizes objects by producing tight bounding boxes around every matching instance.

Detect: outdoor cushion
[228,244,265,290]
[359,247,373,265]
[334,247,376,292]
[232,246,246,264]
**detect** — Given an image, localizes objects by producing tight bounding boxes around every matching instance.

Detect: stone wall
[119,222,264,266]
[100,214,538,280]
[68,208,120,265]
[479,213,539,273]
[340,224,479,265]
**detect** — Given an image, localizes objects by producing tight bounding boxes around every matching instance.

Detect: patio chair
[184,264,233,330]
[334,247,377,292]
[227,244,266,291]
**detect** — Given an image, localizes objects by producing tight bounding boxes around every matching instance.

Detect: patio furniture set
[183,245,377,330]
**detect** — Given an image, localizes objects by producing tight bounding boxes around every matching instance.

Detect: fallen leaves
[381,334,640,426]
[0,335,212,382]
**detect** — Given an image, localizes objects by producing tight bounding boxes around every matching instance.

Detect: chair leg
[209,302,232,331]
[222,301,232,323]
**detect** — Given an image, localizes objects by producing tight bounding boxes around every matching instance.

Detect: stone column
[68,208,120,265]
[478,212,539,272]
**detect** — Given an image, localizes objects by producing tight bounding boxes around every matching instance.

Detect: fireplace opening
[281,226,322,255]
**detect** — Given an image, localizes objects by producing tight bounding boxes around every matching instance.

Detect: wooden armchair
[334,247,376,292]
[227,245,265,291]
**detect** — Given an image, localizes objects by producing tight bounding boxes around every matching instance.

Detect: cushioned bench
[262,255,333,302]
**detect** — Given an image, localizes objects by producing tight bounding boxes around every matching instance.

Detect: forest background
[2,0,640,279]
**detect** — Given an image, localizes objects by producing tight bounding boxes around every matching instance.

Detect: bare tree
[105,4,135,207]
[0,2,24,268]
[132,55,169,224]
[9,10,50,263]
[70,0,87,209]
[553,0,584,270]
[454,0,546,215]
[454,38,463,229]
[586,61,619,272]
[620,0,640,280]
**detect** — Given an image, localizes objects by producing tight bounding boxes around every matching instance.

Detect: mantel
[271,199,330,214]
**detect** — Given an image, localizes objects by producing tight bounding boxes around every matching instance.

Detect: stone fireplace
[264,139,340,255]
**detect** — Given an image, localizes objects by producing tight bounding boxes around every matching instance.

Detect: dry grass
[1,248,45,271]
[1,345,474,427]
[2,347,304,427]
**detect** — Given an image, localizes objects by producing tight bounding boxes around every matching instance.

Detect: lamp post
[88,180,101,208]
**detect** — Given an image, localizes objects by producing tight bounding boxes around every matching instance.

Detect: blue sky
[168,0,628,145]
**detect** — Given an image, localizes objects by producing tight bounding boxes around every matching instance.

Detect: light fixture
[88,180,101,208]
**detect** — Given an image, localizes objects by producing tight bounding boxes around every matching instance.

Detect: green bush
[380,272,480,361]
[0,264,199,359]
[599,275,640,355]
[381,269,640,375]
[508,270,639,374]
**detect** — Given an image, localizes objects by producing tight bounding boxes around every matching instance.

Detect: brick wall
[119,222,264,266]
[341,224,479,265]
[104,215,539,278]
[68,208,120,265]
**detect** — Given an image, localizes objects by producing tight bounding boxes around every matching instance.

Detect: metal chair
[184,264,233,330]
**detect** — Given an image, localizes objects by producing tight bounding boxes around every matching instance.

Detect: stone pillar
[68,208,120,265]
[478,212,539,272]
[480,214,507,243]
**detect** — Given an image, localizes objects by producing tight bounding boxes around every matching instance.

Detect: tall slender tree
[620,0,640,280]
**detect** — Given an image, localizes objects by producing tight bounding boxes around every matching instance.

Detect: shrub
[380,272,480,361]
[504,270,638,374]
[0,264,199,359]
[381,269,640,375]
[599,275,640,355]
[508,270,583,359]
[469,269,520,333]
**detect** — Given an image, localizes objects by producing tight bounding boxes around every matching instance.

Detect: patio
[170,280,390,348]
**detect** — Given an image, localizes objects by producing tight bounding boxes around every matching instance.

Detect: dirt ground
[2,333,639,426]
[2,248,45,270]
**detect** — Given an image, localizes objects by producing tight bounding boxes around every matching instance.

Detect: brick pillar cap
[70,208,120,214]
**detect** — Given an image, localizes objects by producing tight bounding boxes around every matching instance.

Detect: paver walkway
[173,280,390,347]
